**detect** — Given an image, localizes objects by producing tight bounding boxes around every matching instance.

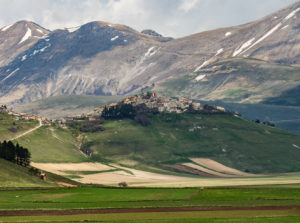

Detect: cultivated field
[0,186,300,222]
[31,160,300,187]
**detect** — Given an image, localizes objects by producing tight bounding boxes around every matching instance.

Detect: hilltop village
[90,92,227,117]
[0,105,51,125]
[0,93,230,127]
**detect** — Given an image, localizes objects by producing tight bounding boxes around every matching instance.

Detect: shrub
[79,120,105,132]
[134,113,151,126]
[118,182,128,187]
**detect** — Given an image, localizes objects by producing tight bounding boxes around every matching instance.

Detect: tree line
[0,141,31,166]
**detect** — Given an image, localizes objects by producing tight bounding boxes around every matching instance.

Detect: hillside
[12,93,300,174]
[80,113,300,174]
[0,113,39,141]
[1,1,300,105]
[154,58,300,104]
[0,158,80,187]
[0,158,50,187]
[14,125,86,163]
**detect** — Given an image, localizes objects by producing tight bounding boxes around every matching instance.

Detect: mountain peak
[141,29,163,37]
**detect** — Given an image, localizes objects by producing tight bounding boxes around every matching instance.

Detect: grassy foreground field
[0,211,299,222]
[0,187,300,222]
[1,186,300,210]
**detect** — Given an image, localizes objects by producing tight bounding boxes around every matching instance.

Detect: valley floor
[0,186,300,222]
[31,161,300,187]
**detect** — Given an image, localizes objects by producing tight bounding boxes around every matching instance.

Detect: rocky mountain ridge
[1,1,300,105]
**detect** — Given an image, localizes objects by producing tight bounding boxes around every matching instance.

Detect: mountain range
[1,1,300,108]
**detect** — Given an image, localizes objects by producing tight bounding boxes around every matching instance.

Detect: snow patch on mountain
[21,55,27,61]
[293,144,300,149]
[194,60,210,72]
[233,38,255,57]
[241,23,282,55]
[195,74,206,81]
[31,44,51,56]
[18,27,32,44]
[215,48,224,56]
[1,23,14,31]
[1,68,19,82]
[145,47,157,57]
[36,29,44,34]
[111,36,119,41]
[285,8,300,20]
[225,32,232,37]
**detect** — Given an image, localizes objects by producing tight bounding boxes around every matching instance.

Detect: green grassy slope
[14,125,87,163]
[0,159,50,187]
[0,158,78,187]
[81,113,300,173]
[0,114,38,141]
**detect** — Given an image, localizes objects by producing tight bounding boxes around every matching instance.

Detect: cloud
[0,0,298,38]
[179,0,199,12]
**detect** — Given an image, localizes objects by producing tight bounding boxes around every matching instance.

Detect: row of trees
[0,141,31,166]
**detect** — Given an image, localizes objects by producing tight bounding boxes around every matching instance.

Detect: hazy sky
[0,0,298,37]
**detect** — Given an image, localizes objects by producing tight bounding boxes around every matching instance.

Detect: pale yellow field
[190,158,255,176]
[31,160,300,187]
[31,162,113,176]
[182,162,233,177]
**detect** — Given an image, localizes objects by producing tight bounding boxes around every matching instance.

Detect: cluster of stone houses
[0,104,48,123]
[91,92,226,116]
[1,93,228,126]
[8,111,42,122]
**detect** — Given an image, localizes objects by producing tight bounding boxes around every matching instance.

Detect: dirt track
[1,206,300,216]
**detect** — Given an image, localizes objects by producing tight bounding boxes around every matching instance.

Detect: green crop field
[81,113,300,173]
[0,187,300,223]
[1,211,300,223]
[1,186,300,210]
